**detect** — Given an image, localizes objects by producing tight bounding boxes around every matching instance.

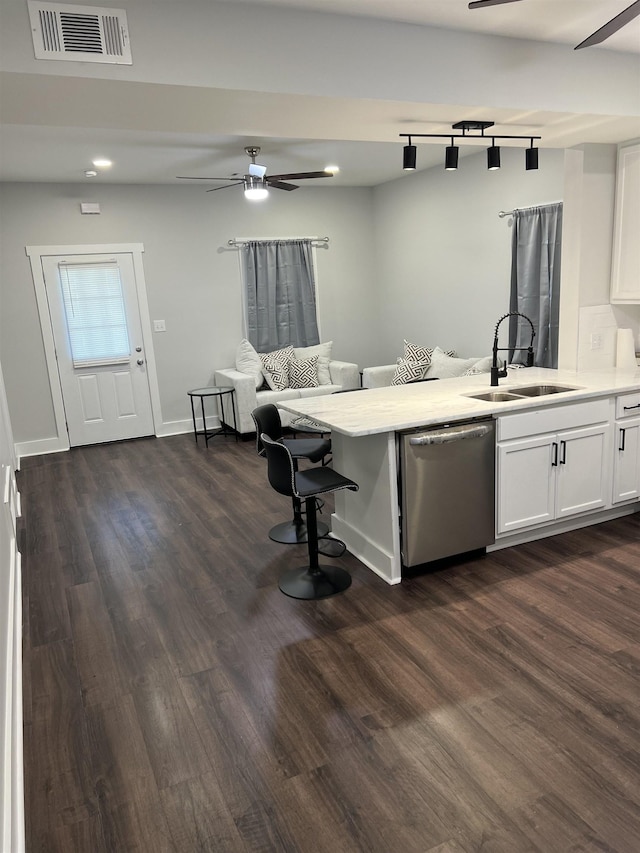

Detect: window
[58,261,131,367]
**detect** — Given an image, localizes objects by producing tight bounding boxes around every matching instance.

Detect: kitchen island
[279,367,640,584]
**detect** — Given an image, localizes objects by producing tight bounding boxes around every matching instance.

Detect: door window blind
[58,261,131,367]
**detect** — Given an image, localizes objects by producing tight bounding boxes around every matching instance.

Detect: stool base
[278,564,352,600]
[269,519,328,545]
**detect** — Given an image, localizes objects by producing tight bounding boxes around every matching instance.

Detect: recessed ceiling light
[84,169,98,178]
[324,165,340,174]
[92,158,112,168]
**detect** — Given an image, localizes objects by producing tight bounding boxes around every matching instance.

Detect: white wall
[0,182,378,445]
[371,146,566,363]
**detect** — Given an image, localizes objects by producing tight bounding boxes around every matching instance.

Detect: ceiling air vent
[28,1,132,64]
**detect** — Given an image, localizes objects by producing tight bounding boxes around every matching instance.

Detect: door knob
[137,359,144,366]
[135,346,142,352]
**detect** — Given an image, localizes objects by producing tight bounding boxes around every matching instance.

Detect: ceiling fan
[469,0,640,49]
[177,146,333,199]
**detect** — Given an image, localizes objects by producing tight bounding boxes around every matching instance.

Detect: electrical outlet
[590,333,602,350]
[153,320,166,332]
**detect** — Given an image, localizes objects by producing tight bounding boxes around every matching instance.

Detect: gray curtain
[508,202,563,368]
[243,239,320,352]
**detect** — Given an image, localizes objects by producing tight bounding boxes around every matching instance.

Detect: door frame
[26,243,162,453]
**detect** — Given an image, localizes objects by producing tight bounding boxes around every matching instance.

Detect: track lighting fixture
[403,138,417,171]
[487,141,501,171]
[399,121,541,173]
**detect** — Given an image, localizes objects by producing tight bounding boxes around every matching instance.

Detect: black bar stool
[260,433,358,600]
[252,404,331,545]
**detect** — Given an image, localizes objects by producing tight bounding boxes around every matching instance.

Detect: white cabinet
[610,143,640,303]
[612,391,640,503]
[497,400,612,535]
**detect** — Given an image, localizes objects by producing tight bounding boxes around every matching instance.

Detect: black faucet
[491,312,536,386]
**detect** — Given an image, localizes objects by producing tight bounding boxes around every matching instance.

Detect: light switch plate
[153,320,166,332]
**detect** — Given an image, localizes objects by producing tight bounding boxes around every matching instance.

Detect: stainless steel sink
[466,384,582,403]
[511,384,581,396]
[467,391,524,402]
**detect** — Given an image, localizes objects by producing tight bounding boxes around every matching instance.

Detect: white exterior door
[42,252,155,446]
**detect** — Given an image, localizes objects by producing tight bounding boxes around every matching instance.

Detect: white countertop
[279,367,640,437]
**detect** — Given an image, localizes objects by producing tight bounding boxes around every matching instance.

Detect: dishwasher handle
[409,423,493,446]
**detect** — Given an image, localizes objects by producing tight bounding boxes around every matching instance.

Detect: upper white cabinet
[610,143,640,303]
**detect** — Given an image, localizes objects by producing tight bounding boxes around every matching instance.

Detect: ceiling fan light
[525,146,539,171]
[445,145,459,171]
[487,144,501,171]
[244,176,269,200]
[403,144,417,171]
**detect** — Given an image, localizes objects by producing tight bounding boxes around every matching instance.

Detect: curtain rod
[227,237,330,248]
[498,201,562,218]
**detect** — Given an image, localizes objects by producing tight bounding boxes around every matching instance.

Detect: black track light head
[445,142,459,171]
[526,145,539,171]
[487,143,501,171]
[403,142,417,171]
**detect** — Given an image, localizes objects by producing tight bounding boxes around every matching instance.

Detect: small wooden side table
[187,386,238,446]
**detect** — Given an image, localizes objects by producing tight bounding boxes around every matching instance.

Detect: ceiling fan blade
[248,163,267,178]
[469,0,523,8]
[574,0,640,49]
[205,182,244,192]
[176,176,235,181]
[266,171,333,181]
[267,180,298,191]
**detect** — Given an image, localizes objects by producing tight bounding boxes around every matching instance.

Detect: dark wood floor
[19,433,640,852]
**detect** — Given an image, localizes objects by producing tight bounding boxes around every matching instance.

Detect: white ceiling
[225,0,640,54]
[1,0,639,188]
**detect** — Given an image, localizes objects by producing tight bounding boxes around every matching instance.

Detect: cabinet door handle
[560,440,567,465]
[623,403,640,411]
[552,442,558,467]
[619,428,626,452]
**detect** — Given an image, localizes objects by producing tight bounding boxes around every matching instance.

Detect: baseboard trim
[15,420,206,457]
[14,435,68,460]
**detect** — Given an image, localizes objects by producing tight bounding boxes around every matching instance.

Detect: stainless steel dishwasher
[399,418,495,567]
